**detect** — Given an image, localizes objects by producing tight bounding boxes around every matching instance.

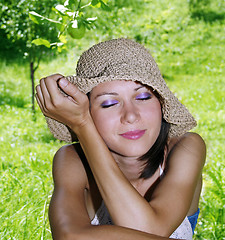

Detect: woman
[36,38,206,240]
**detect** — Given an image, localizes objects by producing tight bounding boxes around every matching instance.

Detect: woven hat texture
[46,38,197,142]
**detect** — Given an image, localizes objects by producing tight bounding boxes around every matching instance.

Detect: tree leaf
[91,0,100,6]
[31,38,51,48]
[100,0,111,11]
[55,4,69,14]
[29,10,60,24]
[59,35,67,44]
[87,17,98,22]
[29,11,45,20]
[29,13,40,24]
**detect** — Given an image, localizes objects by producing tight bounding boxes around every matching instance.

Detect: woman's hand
[35,74,91,133]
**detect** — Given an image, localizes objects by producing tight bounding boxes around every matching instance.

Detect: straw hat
[46,38,196,142]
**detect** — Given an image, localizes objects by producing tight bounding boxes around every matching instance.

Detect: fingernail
[59,78,68,88]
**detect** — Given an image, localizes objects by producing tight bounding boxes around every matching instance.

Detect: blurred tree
[28,0,102,46]
[0,0,63,111]
[28,0,147,49]
[188,0,225,22]
[91,0,147,39]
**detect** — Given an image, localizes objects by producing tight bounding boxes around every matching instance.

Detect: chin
[110,146,150,158]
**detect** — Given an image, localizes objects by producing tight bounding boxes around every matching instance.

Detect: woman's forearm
[74,119,161,234]
[57,224,177,240]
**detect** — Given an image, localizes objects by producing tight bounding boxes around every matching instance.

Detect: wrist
[69,112,95,137]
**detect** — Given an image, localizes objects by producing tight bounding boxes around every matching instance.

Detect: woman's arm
[147,132,206,234]
[49,145,90,238]
[75,116,206,236]
[36,76,206,237]
[49,145,177,240]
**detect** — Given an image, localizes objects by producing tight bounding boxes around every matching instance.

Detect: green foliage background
[0,0,225,239]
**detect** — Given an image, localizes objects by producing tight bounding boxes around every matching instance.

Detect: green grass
[0,0,224,239]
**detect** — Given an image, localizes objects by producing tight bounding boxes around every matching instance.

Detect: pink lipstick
[120,130,146,140]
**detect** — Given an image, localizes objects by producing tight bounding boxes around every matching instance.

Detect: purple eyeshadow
[136,92,152,100]
[101,99,119,107]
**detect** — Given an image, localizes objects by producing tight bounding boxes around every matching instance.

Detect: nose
[120,102,140,124]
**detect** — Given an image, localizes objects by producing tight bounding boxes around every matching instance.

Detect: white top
[91,166,193,239]
[91,201,193,239]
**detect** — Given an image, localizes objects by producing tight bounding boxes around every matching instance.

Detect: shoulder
[169,132,206,150]
[164,132,206,186]
[53,144,81,170]
[52,144,89,189]
[168,132,206,167]
[176,132,206,151]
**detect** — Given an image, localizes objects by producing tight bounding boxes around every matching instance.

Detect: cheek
[90,109,115,136]
[153,105,162,123]
[153,104,162,136]
[143,101,162,129]
[145,99,161,116]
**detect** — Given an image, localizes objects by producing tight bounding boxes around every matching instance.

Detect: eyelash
[135,92,152,100]
[101,100,119,108]
[101,92,152,108]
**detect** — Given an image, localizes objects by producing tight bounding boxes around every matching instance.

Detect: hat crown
[76,38,161,80]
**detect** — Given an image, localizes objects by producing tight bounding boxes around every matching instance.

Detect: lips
[120,130,146,140]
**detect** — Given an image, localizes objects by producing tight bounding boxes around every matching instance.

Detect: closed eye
[101,99,119,108]
[136,92,152,100]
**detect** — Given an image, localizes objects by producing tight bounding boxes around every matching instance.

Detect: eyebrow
[94,86,145,99]
[135,86,145,91]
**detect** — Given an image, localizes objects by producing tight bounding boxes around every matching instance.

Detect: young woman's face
[90,80,162,158]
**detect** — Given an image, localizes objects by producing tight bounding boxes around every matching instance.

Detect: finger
[36,84,45,105]
[37,80,57,114]
[58,78,86,103]
[46,73,64,82]
[36,84,50,113]
[40,77,50,97]
[44,74,65,104]
[39,78,52,109]
[35,92,45,114]
[67,95,77,104]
